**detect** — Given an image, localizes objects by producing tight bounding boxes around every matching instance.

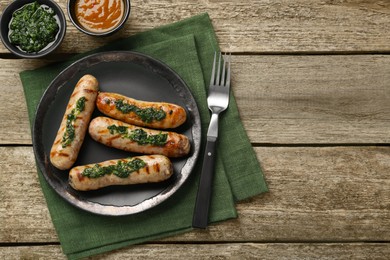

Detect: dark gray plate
[32,51,201,216]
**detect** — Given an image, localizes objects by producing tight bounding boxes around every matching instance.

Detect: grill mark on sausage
[58,152,70,157]
[144,165,150,175]
[153,162,160,173]
[76,171,85,181]
[107,135,121,143]
[83,88,97,94]
[70,90,80,98]
[97,129,106,135]
[51,151,70,158]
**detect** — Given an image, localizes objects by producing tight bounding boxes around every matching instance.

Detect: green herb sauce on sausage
[107,125,168,146]
[61,97,86,148]
[81,158,146,179]
[113,99,166,123]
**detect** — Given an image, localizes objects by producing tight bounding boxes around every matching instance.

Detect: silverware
[192,52,231,229]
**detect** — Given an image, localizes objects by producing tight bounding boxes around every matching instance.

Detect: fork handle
[192,137,217,229]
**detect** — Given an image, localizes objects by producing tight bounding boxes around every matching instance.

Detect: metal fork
[192,52,231,229]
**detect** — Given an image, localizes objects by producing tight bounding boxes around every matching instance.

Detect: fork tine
[210,52,217,86]
[225,53,231,89]
[216,52,222,85]
[221,53,226,86]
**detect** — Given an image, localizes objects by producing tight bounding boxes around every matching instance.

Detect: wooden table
[1,1,390,259]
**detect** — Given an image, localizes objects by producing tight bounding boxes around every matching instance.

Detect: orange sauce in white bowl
[75,0,124,33]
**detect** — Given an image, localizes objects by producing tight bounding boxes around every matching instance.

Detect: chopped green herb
[76,96,86,111]
[81,158,146,179]
[108,125,168,146]
[107,125,127,135]
[61,97,86,148]
[8,2,59,53]
[114,99,166,123]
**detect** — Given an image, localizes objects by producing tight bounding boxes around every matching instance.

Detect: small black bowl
[0,0,66,58]
[67,0,130,37]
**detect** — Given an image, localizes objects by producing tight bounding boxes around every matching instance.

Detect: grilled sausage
[69,155,173,191]
[50,75,99,170]
[89,116,190,158]
[96,92,187,129]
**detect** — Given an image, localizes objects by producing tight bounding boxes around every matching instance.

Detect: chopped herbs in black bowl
[0,0,66,58]
[9,2,59,53]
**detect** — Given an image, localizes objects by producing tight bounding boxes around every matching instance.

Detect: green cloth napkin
[20,13,268,259]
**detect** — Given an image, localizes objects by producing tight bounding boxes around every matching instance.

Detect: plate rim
[32,50,202,216]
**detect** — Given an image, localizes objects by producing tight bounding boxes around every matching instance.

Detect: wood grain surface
[1,243,390,259]
[1,0,390,54]
[1,147,389,243]
[0,0,389,258]
[1,55,389,145]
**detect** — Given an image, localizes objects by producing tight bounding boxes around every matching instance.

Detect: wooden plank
[1,146,389,243]
[2,0,390,53]
[0,246,65,260]
[1,55,389,144]
[0,147,57,242]
[232,55,390,144]
[1,243,390,259]
[0,59,58,144]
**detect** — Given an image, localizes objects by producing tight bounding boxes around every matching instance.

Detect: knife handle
[192,138,217,229]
